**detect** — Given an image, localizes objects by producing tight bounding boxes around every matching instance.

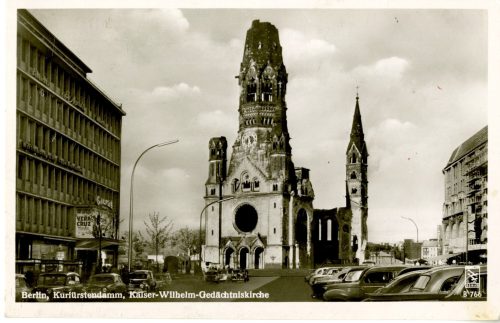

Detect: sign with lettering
[75,207,115,239]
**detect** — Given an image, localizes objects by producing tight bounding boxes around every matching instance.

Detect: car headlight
[102,287,108,292]
[140,283,144,288]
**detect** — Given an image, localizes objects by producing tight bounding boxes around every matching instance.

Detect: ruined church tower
[203,20,315,269]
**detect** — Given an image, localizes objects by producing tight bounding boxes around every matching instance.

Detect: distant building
[402,239,422,261]
[441,126,487,256]
[421,239,439,260]
[16,10,125,279]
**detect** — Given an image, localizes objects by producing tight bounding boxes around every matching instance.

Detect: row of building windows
[16,193,73,236]
[18,114,120,188]
[18,75,120,163]
[17,154,118,206]
[17,35,121,136]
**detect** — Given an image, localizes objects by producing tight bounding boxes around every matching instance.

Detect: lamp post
[128,139,179,272]
[198,197,235,267]
[401,216,419,242]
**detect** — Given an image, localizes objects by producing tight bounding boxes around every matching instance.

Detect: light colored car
[308,267,339,285]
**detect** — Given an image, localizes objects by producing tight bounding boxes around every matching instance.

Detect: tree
[143,212,173,272]
[119,231,146,257]
[170,227,203,256]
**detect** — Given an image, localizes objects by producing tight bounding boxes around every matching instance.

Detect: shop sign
[75,208,115,239]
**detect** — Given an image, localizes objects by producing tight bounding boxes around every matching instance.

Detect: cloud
[281,29,336,66]
[353,56,410,81]
[151,83,201,101]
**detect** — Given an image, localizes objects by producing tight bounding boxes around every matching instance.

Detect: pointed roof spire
[347,91,367,155]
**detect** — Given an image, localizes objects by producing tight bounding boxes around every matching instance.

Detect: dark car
[363,268,432,301]
[444,265,487,301]
[323,266,407,301]
[84,273,128,299]
[128,270,157,292]
[15,274,32,302]
[310,267,355,299]
[362,265,466,301]
[32,272,83,302]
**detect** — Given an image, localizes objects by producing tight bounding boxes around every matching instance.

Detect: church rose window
[234,204,258,233]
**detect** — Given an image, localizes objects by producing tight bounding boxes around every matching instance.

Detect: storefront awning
[75,239,121,250]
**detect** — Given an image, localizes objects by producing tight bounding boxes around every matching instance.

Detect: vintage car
[323,266,407,301]
[308,267,340,285]
[362,266,466,301]
[15,274,32,302]
[396,265,433,276]
[363,269,432,301]
[310,267,354,299]
[84,273,128,297]
[128,270,157,292]
[444,265,487,301]
[32,272,83,302]
[310,267,342,285]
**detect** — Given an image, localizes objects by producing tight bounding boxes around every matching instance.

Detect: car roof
[91,273,119,277]
[39,272,79,276]
[364,265,407,273]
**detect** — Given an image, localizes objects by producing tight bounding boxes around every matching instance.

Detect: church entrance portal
[254,247,264,269]
[224,248,235,268]
[239,247,249,269]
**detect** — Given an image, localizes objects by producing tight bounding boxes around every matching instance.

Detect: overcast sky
[29,8,487,243]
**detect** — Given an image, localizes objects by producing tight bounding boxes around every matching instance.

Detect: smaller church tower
[346,93,368,264]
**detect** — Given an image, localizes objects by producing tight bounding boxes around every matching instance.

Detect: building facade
[16,10,125,279]
[421,239,439,260]
[441,126,487,256]
[202,20,368,269]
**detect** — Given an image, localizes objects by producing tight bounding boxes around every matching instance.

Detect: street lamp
[401,216,419,242]
[128,139,179,271]
[198,197,235,267]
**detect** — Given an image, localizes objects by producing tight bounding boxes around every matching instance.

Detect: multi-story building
[421,239,439,260]
[442,126,487,258]
[16,10,125,279]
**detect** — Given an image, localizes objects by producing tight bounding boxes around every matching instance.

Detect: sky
[29,8,488,244]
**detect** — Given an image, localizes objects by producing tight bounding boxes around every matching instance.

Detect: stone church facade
[203,20,368,269]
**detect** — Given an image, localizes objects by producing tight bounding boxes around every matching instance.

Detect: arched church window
[351,153,357,163]
[253,178,260,191]
[246,79,257,102]
[242,173,251,191]
[343,224,350,233]
[262,80,273,102]
[351,187,358,194]
[272,183,278,191]
[351,171,357,179]
[210,188,216,196]
[327,219,332,241]
[233,178,240,193]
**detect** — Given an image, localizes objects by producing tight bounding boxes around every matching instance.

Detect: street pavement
[124,273,318,302]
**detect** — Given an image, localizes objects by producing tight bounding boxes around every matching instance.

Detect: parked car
[444,265,487,301]
[15,274,32,302]
[304,269,318,283]
[128,270,157,292]
[308,267,338,285]
[363,268,433,301]
[310,267,341,285]
[84,273,128,298]
[310,267,354,299]
[323,266,407,301]
[396,265,433,276]
[32,272,83,302]
[362,266,466,301]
